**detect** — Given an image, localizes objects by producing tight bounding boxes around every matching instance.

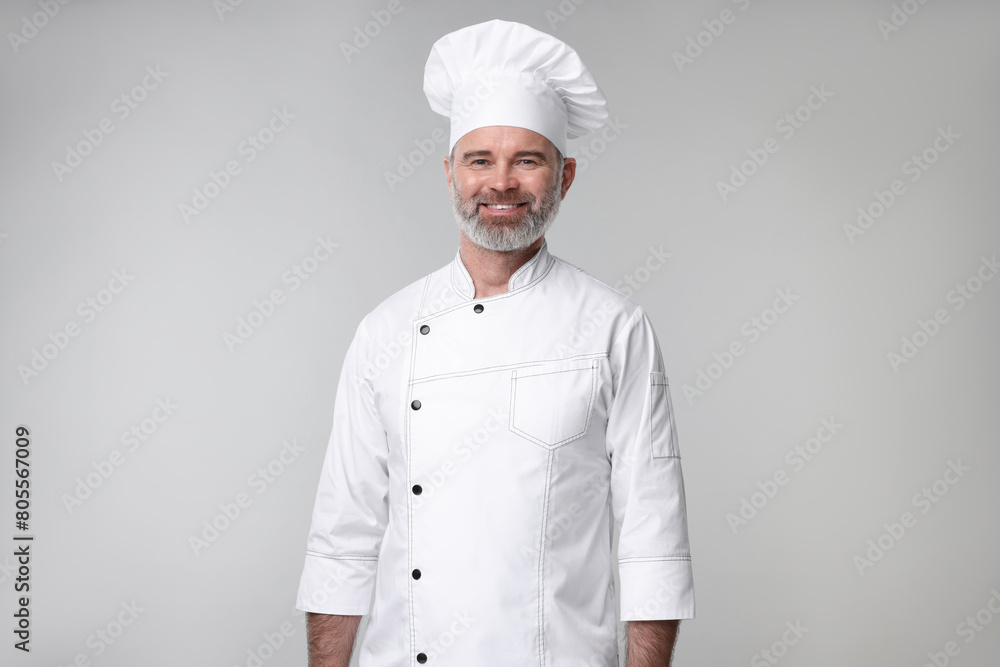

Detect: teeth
[485,204,520,209]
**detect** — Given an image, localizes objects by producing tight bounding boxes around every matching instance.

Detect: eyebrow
[460,149,551,162]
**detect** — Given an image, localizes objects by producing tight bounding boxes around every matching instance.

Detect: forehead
[454,125,556,158]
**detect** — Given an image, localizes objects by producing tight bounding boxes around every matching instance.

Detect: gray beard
[450,178,561,253]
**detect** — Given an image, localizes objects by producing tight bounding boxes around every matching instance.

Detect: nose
[488,161,519,192]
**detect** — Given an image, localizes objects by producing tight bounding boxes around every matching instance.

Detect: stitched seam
[650,373,679,459]
[607,305,643,354]
[509,360,600,448]
[510,244,544,286]
[434,254,556,320]
[451,256,474,299]
[412,352,607,385]
[306,551,379,561]
[619,555,692,563]
[357,320,383,422]
[508,252,554,295]
[406,276,430,665]
[649,375,661,460]
[537,450,554,667]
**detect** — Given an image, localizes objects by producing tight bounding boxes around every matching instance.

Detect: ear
[560,157,577,200]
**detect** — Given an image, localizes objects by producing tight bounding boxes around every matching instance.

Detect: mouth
[479,202,528,215]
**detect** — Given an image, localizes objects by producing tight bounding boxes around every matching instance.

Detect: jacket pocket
[650,372,679,458]
[509,358,600,449]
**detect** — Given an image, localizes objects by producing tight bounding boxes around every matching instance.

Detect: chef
[296,19,694,667]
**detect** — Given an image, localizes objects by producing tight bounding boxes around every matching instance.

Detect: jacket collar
[450,239,554,300]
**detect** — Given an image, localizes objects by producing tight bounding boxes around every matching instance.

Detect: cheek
[526,176,557,200]
[458,178,488,199]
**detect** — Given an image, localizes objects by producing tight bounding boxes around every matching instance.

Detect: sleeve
[296,317,390,615]
[606,306,695,621]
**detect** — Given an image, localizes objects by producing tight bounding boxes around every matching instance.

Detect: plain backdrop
[1,1,999,665]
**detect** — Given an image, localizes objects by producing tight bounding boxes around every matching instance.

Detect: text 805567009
[14,425,33,652]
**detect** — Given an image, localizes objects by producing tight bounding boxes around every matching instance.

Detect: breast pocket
[509,358,600,449]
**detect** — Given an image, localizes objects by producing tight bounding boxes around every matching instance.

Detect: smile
[481,203,526,210]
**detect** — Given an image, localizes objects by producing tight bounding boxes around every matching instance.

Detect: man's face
[445,126,575,253]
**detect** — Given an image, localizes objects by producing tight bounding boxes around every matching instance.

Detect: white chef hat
[423,19,608,155]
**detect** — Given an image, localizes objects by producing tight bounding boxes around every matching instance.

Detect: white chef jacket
[296,240,694,666]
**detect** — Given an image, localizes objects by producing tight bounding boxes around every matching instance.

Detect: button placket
[412,326,428,665]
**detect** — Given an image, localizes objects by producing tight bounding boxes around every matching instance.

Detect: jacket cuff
[295,551,378,615]
[618,558,695,621]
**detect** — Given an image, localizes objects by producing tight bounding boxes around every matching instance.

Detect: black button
[412,484,422,495]
[419,324,430,335]
[412,569,421,579]
[411,400,421,410]
[473,304,484,313]
[417,653,427,663]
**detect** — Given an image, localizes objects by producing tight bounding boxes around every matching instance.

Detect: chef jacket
[296,240,694,666]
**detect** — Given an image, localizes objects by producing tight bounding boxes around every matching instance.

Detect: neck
[459,234,544,298]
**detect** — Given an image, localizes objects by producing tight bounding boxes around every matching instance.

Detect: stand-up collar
[450,240,554,300]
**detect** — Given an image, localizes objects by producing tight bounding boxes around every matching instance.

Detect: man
[297,19,694,666]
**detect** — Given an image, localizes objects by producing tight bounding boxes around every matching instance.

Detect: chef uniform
[297,19,694,667]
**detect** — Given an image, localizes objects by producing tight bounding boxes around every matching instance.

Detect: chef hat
[423,19,608,155]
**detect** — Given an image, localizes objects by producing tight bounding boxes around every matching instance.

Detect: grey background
[2,0,999,665]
